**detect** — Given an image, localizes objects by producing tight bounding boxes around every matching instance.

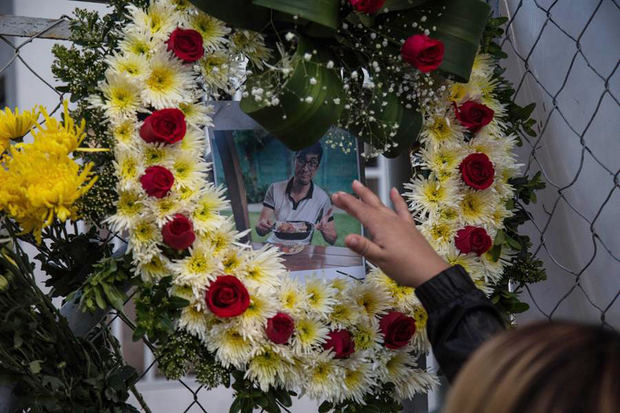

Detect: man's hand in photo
[256,217,274,236]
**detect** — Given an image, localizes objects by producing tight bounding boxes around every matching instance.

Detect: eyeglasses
[295,157,319,169]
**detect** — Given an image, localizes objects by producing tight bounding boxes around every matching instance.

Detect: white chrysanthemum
[404,177,460,218]
[378,350,437,399]
[240,246,286,292]
[419,109,463,149]
[134,253,171,282]
[142,50,196,109]
[418,220,459,256]
[329,298,361,329]
[352,318,383,353]
[190,13,230,49]
[236,291,277,334]
[97,71,141,120]
[411,306,430,352]
[458,188,497,226]
[105,189,144,232]
[329,277,352,297]
[220,247,246,274]
[111,118,139,147]
[305,277,337,317]
[489,202,513,228]
[178,304,209,341]
[366,268,420,313]
[303,352,344,401]
[450,79,483,103]
[114,147,144,188]
[170,245,219,292]
[118,29,154,57]
[142,195,188,226]
[170,151,209,189]
[137,140,177,168]
[471,53,495,79]
[443,244,486,282]
[338,361,377,404]
[207,322,255,368]
[179,125,208,153]
[292,317,329,354]
[230,30,271,69]
[105,52,149,79]
[420,143,464,182]
[352,281,391,318]
[246,346,295,392]
[206,217,238,255]
[128,217,162,255]
[190,186,228,233]
[127,1,179,40]
[277,276,309,317]
[178,101,214,128]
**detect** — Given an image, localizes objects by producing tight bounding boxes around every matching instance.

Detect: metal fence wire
[0,0,618,411]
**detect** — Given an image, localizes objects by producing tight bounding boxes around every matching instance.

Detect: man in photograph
[256,143,337,245]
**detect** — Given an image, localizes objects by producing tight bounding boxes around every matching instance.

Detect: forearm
[415,265,505,383]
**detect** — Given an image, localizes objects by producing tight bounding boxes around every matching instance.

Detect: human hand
[256,218,274,235]
[315,208,333,232]
[331,180,449,288]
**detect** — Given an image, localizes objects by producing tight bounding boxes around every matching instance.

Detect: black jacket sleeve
[415,265,505,383]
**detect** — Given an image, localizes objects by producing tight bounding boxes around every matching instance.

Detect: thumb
[345,234,382,262]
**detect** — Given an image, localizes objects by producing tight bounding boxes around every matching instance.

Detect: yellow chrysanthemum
[31,101,86,155]
[0,106,39,152]
[190,13,230,49]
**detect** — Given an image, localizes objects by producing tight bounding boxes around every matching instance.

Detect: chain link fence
[490,0,619,331]
[1,0,619,411]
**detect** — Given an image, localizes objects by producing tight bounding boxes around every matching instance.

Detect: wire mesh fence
[1,0,619,411]
[491,0,619,331]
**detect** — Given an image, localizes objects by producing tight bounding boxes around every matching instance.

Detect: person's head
[444,321,620,413]
[293,143,323,185]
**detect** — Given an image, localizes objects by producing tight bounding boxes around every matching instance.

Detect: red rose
[455,101,494,133]
[205,275,250,318]
[379,311,416,349]
[323,329,355,359]
[455,226,493,256]
[401,34,445,73]
[349,0,386,14]
[140,166,174,198]
[266,313,295,344]
[140,108,186,145]
[167,28,204,63]
[162,214,195,250]
[459,153,495,190]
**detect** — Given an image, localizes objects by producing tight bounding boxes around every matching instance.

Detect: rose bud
[401,34,445,73]
[455,226,493,256]
[205,275,250,318]
[140,166,174,198]
[323,329,355,359]
[140,108,186,145]
[379,311,416,349]
[162,214,196,250]
[167,27,204,63]
[266,313,295,344]
[459,152,495,190]
[454,101,494,133]
[349,0,386,14]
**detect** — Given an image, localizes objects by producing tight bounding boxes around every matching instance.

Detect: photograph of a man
[255,143,337,245]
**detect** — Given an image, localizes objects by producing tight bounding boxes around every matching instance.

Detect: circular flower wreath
[94,0,519,406]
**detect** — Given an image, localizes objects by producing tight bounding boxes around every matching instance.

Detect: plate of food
[274,243,305,255]
[274,220,313,240]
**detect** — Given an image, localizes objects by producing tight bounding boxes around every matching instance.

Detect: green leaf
[381,0,431,12]
[319,401,333,412]
[188,0,271,31]
[253,0,340,29]
[432,0,491,82]
[240,37,344,150]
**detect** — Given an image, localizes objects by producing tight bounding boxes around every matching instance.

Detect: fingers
[344,234,382,262]
[332,192,369,223]
[352,180,383,208]
[390,187,413,223]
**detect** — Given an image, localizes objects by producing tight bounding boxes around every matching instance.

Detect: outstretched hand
[331,180,449,288]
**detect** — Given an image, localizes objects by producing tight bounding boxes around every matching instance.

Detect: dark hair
[445,321,620,413]
[296,142,323,164]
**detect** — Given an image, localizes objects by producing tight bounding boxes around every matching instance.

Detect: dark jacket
[415,265,506,382]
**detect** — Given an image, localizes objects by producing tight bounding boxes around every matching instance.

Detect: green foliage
[73,255,133,312]
[318,383,403,413]
[0,246,139,412]
[132,277,189,344]
[229,370,296,413]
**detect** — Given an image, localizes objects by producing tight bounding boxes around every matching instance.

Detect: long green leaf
[188,0,271,31]
[252,0,340,29]
[381,0,431,12]
[240,38,344,150]
[432,0,490,82]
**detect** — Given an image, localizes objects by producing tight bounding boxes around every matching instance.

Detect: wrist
[407,257,450,288]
